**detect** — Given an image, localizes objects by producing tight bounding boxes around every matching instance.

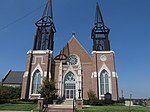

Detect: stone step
[48,104,74,112]
[48,108,73,112]
[61,100,73,105]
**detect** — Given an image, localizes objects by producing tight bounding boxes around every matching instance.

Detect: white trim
[60,65,82,99]
[27,50,52,55]
[98,63,112,99]
[23,71,28,78]
[32,56,45,65]
[91,72,97,78]
[58,61,63,97]
[112,72,118,78]
[91,50,115,54]
[29,64,43,99]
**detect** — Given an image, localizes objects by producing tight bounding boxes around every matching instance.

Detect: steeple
[91,3,110,51]
[33,0,56,51]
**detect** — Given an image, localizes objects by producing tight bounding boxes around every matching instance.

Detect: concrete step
[61,100,73,105]
[48,104,74,112]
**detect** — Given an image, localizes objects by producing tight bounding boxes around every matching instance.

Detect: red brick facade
[21,36,119,101]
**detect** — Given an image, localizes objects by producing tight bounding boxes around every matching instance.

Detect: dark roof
[2,70,24,84]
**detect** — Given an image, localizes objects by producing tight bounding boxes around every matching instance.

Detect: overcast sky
[0,0,150,99]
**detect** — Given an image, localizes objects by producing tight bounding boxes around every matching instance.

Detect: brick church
[21,1,119,101]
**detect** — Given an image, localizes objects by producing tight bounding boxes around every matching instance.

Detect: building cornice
[91,50,115,54]
[27,50,53,55]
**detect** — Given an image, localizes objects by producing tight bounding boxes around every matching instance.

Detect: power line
[0,4,45,32]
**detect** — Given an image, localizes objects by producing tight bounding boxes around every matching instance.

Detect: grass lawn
[77,106,150,112]
[0,103,38,111]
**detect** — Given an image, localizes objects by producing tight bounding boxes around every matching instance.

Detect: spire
[95,2,104,25]
[33,0,56,51]
[91,2,110,51]
[42,0,53,18]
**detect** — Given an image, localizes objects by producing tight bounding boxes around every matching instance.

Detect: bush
[0,85,21,104]
[87,89,103,105]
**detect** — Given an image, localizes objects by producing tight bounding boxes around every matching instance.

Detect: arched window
[100,70,109,95]
[100,74,104,95]
[64,72,76,99]
[32,70,41,94]
[105,74,109,93]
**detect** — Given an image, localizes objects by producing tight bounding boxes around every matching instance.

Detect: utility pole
[129,93,132,112]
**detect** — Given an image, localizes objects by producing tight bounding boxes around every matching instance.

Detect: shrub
[0,85,21,104]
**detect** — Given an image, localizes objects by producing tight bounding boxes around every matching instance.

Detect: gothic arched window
[64,72,76,99]
[100,70,109,95]
[32,70,41,94]
[100,74,104,95]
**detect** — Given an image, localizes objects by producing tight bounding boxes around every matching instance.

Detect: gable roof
[55,36,92,63]
[2,70,24,84]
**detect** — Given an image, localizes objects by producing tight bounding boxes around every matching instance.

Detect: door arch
[64,72,76,99]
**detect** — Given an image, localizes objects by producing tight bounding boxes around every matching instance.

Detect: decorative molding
[27,50,52,54]
[23,71,28,78]
[91,72,97,78]
[91,50,115,54]
[112,72,116,77]
[29,64,43,99]
[100,55,107,61]
[98,63,112,98]
[112,72,118,78]
[32,56,45,65]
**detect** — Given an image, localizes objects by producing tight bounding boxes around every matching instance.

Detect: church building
[21,0,119,101]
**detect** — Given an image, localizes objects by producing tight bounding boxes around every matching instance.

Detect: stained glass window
[32,70,41,94]
[64,72,76,99]
[100,70,109,95]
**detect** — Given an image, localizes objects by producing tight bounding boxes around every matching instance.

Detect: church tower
[21,0,56,99]
[91,3,119,100]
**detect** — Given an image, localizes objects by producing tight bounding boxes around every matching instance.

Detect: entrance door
[64,72,76,99]
[64,83,76,99]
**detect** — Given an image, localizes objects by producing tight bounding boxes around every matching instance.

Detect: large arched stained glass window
[64,72,76,99]
[100,70,109,95]
[32,70,41,94]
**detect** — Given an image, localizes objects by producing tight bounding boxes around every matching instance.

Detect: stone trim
[29,64,43,99]
[27,50,52,55]
[91,50,115,54]
[98,63,112,99]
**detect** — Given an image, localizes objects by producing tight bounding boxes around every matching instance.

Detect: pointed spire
[91,2,110,51]
[93,2,110,34]
[95,2,104,25]
[42,0,53,18]
[33,0,56,51]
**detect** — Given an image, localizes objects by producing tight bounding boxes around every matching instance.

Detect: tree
[40,79,57,103]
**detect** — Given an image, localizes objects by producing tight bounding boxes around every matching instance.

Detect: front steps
[61,100,73,105]
[47,100,75,112]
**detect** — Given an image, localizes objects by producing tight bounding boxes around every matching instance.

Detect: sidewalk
[0,110,38,112]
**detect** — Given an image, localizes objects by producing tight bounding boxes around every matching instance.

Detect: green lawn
[77,106,150,112]
[0,103,38,111]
